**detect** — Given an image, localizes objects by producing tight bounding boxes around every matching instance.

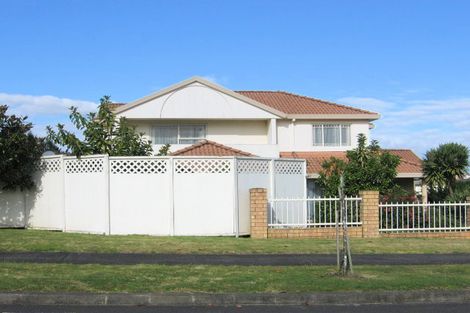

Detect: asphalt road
[1,303,469,313]
[1,252,470,265]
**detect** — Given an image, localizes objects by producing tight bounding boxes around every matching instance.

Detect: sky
[1,0,469,156]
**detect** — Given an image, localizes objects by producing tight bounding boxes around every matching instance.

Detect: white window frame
[312,124,351,147]
[153,124,207,144]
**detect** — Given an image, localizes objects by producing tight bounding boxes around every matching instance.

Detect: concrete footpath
[1,252,470,265]
[1,290,470,306]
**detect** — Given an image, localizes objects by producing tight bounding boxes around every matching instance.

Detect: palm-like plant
[423,143,469,196]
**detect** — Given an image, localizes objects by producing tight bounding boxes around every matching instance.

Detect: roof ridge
[236,90,376,115]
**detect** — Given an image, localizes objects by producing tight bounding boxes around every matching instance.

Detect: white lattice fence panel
[65,158,104,174]
[110,159,168,174]
[237,159,270,174]
[37,158,62,173]
[274,160,303,175]
[174,159,232,174]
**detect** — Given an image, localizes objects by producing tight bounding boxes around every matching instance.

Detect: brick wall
[249,189,470,239]
[250,188,268,239]
[268,227,363,239]
[359,190,380,238]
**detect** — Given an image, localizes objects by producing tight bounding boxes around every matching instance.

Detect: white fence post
[61,155,66,232]
[104,154,111,235]
[169,156,175,236]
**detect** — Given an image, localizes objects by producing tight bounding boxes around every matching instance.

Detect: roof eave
[285,113,381,120]
[396,172,423,178]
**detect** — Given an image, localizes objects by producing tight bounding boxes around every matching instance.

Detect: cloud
[0,92,98,136]
[338,96,470,156]
[0,93,97,116]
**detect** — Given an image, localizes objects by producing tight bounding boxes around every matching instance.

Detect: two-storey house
[113,77,425,200]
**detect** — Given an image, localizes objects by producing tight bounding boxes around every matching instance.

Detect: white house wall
[117,82,279,120]
[277,120,370,152]
[131,119,269,146]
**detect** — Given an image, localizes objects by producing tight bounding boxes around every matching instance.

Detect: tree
[0,105,44,190]
[423,143,469,197]
[47,96,153,157]
[319,134,401,196]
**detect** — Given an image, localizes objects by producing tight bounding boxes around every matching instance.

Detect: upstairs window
[153,125,206,144]
[312,124,350,146]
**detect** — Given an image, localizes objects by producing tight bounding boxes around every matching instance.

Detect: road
[1,303,469,313]
[2,252,470,265]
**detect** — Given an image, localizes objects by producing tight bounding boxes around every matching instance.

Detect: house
[112,76,425,200]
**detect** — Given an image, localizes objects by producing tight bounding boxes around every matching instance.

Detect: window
[153,125,206,144]
[313,124,350,146]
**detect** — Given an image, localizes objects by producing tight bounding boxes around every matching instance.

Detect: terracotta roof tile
[170,140,255,157]
[280,149,422,175]
[236,91,377,115]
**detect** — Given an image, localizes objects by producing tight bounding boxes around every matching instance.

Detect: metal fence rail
[379,202,470,233]
[268,197,362,228]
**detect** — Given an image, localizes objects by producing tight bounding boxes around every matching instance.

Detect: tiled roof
[280,149,422,175]
[236,91,376,115]
[170,140,255,157]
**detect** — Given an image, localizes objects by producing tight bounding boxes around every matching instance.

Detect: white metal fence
[268,197,362,228]
[379,202,470,233]
[0,155,306,236]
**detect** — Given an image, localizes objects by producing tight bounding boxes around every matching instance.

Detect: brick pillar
[250,188,268,239]
[466,196,470,227]
[359,190,380,238]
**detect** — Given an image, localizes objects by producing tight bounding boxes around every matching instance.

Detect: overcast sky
[1,0,469,156]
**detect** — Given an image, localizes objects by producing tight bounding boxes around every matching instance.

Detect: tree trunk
[338,175,353,275]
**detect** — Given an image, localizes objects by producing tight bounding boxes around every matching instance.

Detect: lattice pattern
[275,161,303,175]
[37,158,61,173]
[174,159,232,174]
[110,159,168,174]
[65,158,104,174]
[237,160,270,174]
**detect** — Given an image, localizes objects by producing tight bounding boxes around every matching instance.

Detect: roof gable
[114,77,283,119]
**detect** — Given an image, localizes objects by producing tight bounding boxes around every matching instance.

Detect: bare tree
[337,175,353,275]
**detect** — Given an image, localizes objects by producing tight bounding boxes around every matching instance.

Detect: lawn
[1,263,470,293]
[1,229,469,254]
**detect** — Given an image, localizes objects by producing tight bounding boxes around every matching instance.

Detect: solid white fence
[379,202,470,232]
[268,197,362,228]
[0,155,306,236]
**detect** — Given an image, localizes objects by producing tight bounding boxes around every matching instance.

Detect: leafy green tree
[423,143,469,197]
[318,157,346,196]
[0,105,44,190]
[47,96,153,157]
[156,143,171,156]
[318,134,401,196]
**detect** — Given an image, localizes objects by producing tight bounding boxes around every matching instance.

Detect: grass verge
[1,229,470,254]
[1,263,470,293]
